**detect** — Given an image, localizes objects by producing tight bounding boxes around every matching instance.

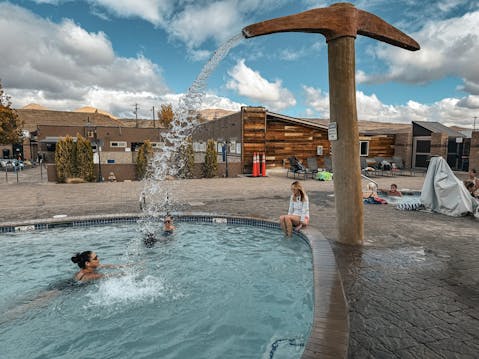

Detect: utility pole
[134,103,139,128]
[152,106,156,128]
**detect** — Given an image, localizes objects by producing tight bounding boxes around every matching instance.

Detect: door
[413,136,431,168]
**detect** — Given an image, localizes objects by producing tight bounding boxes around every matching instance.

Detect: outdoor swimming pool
[0,221,313,358]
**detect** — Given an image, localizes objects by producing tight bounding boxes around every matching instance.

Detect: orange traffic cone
[252,152,257,177]
[255,152,260,177]
[262,152,266,177]
[256,152,260,176]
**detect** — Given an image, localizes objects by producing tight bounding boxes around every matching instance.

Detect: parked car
[1,159,25,170]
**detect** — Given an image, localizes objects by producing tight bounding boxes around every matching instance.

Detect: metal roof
[266,111,329,130]
[413,121,465,137]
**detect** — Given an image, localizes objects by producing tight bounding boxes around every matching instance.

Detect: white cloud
[226,59,296,111]
[169,1,243,49]
[0,3,168,116]
[302,86,329,117]
[303,85,478,128]
[456,95,479,109]
[358,10,479,96]
[90,0,174,26]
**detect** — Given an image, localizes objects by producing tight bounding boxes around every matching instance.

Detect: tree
[55,136,76,183]
[0,80,24,146]
[177,137,195,179]
[136,140,154,180]
[158,104,174,129]
[202,139,217,178]
[76,134,95,182]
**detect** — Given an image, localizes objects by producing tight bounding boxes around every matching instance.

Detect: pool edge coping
[0,212,349,358]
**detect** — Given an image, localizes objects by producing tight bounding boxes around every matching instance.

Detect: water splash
[138,33,244,235]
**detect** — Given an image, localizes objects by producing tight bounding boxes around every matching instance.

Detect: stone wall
[394,132,412,169]
[469,131,479,171]
[430,133,448,158]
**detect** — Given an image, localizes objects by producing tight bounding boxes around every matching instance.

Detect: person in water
[279,181,310,237]
[380,183,402,197]
[143,215,176,247]
[163,215,176,234]
[71,251,119,282]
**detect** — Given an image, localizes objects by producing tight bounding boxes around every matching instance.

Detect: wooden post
[328,36,363,245]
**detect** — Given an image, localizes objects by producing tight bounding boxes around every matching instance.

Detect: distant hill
[199,109,236,121]
[74,106,118,120]
[22,103,50,111]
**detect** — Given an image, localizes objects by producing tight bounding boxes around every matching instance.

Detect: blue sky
[1,0,478,127]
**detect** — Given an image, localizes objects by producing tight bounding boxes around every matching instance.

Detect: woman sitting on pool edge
[279,181,309,237]
[71,251,121,282]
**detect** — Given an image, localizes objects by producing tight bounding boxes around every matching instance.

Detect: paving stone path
[1,166,478,358]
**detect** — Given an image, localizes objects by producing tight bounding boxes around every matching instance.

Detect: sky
[0,0,478,127]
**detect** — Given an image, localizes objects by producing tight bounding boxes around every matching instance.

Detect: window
[359,141,369,156]
[193,141,207,152]
[316,145,323,156]
[150,142,164,149]
[110,141,127,148]
[87,130,95,138]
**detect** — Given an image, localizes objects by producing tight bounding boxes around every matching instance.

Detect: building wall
[100,151,135,164]
[430,133,448,157]
[33,124,164,163]
[266,119,329,168]
[242,107,267,173]
[394,132,413,169]
[192,112,242,142]
[361,135,395,158]
[469,131,479,171]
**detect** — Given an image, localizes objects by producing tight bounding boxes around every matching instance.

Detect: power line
[133,103,139,128]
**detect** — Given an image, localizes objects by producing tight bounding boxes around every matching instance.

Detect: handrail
[361,173,378,186]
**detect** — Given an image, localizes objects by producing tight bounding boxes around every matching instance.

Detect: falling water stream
[138,33,244,236]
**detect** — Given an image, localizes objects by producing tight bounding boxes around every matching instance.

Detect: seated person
[464,180,478,199]
[108,172,117,182]
[363,182,387,204]
[363,182,378,199]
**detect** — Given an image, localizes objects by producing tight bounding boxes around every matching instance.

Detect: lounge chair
[306,157,320,178]
[323,156,333,172]
[374,157,393,176]
[391,156,414,176]
[360,157,379,177]
[287,156,311,180]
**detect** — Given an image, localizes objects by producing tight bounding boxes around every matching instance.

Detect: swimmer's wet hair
[71,251,92,269]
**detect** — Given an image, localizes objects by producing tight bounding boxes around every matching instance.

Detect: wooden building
[192,106,330,174]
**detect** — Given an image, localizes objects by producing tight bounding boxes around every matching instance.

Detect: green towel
[316,171,333,181]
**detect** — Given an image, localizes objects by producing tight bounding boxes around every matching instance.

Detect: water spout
[139,33,244,234]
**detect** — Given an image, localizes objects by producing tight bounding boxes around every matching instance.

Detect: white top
[288,195,310,223]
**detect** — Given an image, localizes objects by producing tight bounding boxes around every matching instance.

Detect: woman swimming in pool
[71,251,119,282]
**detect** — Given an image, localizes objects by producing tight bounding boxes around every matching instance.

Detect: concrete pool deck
[1,166,478,358]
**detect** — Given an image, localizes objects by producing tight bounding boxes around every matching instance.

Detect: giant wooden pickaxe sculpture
[243,3,419,245]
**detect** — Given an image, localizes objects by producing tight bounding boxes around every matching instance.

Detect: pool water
[379,193,421,206]
[0,222,313,359]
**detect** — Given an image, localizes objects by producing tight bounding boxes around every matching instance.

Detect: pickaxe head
[242,2,419,51]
